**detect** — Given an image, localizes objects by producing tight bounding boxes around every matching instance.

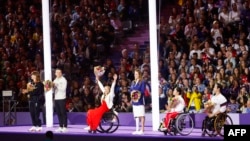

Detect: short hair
[216,83,223,90]
[55,67,63,72]
[175,87,182,94]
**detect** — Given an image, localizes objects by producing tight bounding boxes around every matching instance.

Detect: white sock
[135,117,139,131]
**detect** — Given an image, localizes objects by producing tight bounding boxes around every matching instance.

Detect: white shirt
[53,76,67,100]
[211,93,227,114]
[189,49,202,59]
[171,95,185,113]
[97,79,116,109]
[220,13,230,24]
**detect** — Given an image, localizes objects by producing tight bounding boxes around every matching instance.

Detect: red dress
[87,100,109,130]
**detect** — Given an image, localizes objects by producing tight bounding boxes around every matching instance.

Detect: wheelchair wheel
[98,112,119,133]
[214,113,233,137]
[202,117,217,137]
[175,113,194,136]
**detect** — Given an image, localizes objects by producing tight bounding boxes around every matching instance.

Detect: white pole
[42,0,53,127]
[148,0,160,131]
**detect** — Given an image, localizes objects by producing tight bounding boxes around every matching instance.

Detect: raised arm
[96,76,105,93]
[110,74,117,97]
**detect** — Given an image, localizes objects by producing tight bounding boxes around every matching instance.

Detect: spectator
[226,95,239,113]
[186,86,202,113]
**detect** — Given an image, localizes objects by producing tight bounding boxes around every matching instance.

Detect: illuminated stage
[0,112,247,141]
[0,125,223,141]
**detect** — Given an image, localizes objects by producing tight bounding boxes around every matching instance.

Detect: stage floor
[0,125,223,141]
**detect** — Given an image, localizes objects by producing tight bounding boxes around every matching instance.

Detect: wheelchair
[159,113,194,136]
[201,112,233,137]
[96,109,120,133]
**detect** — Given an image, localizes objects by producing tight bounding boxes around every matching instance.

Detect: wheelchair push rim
[175,113,194,136]
[214,113,233,137]
[98,111,119,133]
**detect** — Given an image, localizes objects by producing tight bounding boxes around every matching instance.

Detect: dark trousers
[54,99,67,128]
[29,101,42,127]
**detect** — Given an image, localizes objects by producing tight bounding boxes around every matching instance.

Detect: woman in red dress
[84,73,117,133]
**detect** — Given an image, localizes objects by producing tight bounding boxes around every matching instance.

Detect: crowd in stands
[157,0,250,114]
[0,0,148,112]
[0,0,250,115]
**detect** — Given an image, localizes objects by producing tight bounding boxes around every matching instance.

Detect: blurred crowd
[157,0,250,114]
[0,0,148,112]
[1,0,250,115]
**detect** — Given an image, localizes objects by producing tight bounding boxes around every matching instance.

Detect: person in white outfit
[53,68,68,132]
[201,83,227,136]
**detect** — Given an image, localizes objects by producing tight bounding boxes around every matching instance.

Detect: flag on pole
[144,83,151,97]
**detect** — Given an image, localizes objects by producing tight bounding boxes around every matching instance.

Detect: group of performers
[22,66,228,136]
[158,82,228,136]
[22,67,148,134]
[22,68,68,132]
[84,68,147,135]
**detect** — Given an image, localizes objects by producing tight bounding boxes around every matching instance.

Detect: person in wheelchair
[202,83,227,136]
[159,87,185,132]
[84,73,118,133]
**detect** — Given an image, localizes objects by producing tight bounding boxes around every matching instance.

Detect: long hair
[134,68,143,82]
[31,71,41,82]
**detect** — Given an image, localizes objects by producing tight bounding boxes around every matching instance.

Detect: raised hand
[113,74,118,80]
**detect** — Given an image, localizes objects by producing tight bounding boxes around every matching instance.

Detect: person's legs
[58,99,67,132]
[135,117,139,131]
[60,99,67,128]
[54,100,63,131]
[132,105,145,134]
[41,104,46,124]
[29,101,36,131]
[201,116,208,136]
[34,102,42,131]
[139,116,145,132]
[29,101,36,126]
[164,112,178,130]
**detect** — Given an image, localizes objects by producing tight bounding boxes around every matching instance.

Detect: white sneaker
[132,131,139,135]
[55,127,63,132]
[84,126,90,130]
[137,130,144,135]
[28,126,36,132]
[35,127,42,132]
[61,127,67,132]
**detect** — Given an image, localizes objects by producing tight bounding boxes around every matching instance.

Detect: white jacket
[97,80,116,109]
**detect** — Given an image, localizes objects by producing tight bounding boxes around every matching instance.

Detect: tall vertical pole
[148,0,160,130]
[42,0,53,127]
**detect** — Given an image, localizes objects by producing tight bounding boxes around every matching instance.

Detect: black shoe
[88,130,92,133]
[163,131,168,135]
[92,130,97,134]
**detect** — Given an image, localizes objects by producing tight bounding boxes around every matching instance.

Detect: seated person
[159,87,185,131]
[202,83,227,135]
[84,73,117,133]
